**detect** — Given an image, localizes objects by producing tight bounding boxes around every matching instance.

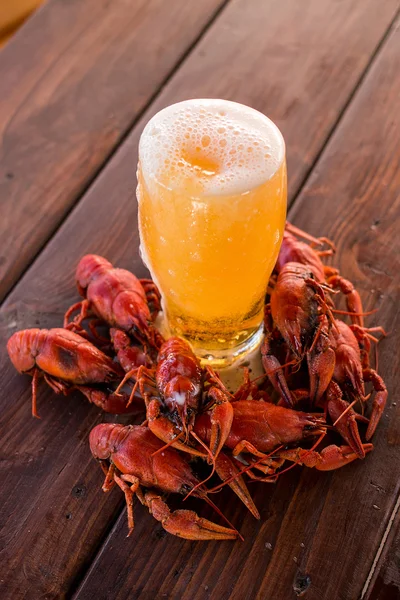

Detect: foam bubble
[139,99,285,196]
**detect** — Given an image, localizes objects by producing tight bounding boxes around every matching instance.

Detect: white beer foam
[139,99,285,197]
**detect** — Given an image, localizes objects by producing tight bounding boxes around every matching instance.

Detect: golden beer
[137,99,286,365]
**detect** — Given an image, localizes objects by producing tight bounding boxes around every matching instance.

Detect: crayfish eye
[181,483,192,495]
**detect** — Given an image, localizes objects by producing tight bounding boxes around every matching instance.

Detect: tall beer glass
[137,99,286,366]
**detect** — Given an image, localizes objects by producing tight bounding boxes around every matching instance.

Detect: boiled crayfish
[64,254,164,352]
[90,423,241,540]
[130,337,233,461]
[6,220,389,543]
[7,328,137,416]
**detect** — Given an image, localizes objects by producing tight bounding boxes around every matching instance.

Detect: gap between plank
[0,0,232,309]
[288,6,400,214]
[69,500,126,599]
[360,491,400,599]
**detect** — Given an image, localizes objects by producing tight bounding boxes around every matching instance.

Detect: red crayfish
[194,399,372,492]
[264,226,366,390]
[6,222,389,545]
[7,328,137,416]
[130,337,233,461]
[327,320,387,441]
[261,223,387,442]
[90,423,242,540]
[64,254,164,352]
[280,225,365,325]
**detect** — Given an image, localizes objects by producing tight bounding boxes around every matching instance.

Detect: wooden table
[1,1,400,598]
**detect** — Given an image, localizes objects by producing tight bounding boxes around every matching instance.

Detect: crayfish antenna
[331,308,378,317]
[151,433,184,457]
[285,222,336,251]
[198,491,244,542]
[208,445,285,493]
[183,431,216,500]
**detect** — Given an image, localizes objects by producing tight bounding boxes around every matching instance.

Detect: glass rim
[138,98,286,199]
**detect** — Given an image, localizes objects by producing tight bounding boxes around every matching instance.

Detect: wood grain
[0,0,227,302]
[1,1,399,599]
[363,501,400,600]
[74,12,400,600]
[143,0,400,202]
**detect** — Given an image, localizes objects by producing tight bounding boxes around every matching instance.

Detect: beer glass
[137,99,286,366]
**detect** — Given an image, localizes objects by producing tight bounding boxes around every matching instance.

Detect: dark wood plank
[0,0,227,302]
[1,0,399,598]
[363,500,400,600]
[73,11,400,600]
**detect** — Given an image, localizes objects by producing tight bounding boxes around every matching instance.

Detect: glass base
[155,313,264,369]
[195,323,264,368]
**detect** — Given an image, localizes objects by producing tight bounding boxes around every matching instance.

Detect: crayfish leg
[363,368,388,440]
[326,275,364,327]
[87,318,110,345]
[279,443,373,471]
[113,473,139,537]
[326,382,365,458]
[101,463,116,492]
[31,369,40,419]
[63,299,91,328]
[231,367,252,401]
[114,368,139,399]
[203,366,232,397]
[232,440,268,460]
[207,387,234,461]
[285,222,335,250]
[132,365,157,406]
[99,464,137,536]
[43,374,69,395]
[247,467,282,482]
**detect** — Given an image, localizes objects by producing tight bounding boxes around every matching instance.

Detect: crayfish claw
[215,452,260,519]
[261,337,294,407]
[148,400,207,458]
[144,491,238,540]
[163,509,239,540]
[327,382,365,458]
[363,368,388,440]
[366,391,387,440]
[209,394,234,461]
[280,443,373,471]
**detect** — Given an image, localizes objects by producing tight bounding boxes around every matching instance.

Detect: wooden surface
[365,505,400,600]
[1,1,400,599]
[0,0,227,301]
